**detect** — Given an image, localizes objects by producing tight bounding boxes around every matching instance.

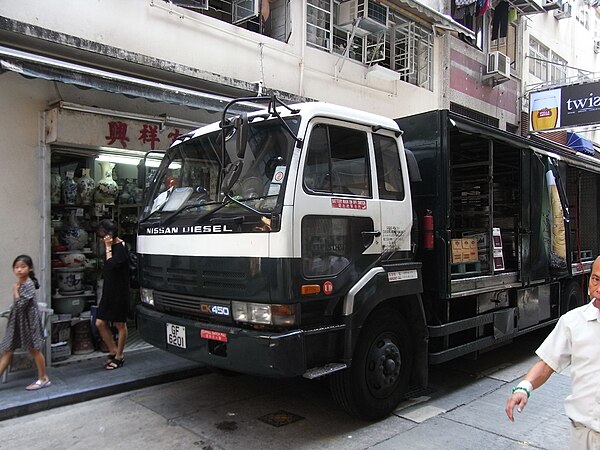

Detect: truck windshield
[141,116,300,228]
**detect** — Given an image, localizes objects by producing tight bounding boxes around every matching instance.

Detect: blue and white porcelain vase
[50,168,62,204]
[60,209,88,251]
[77,168,95,205]
[95,162,118,205]
[62,171,78,205]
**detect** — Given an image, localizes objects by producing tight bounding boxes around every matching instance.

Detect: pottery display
[52,294,86,315]
[95,161,118,204]
[50,168,62,204]
[58,252,86,267]
[62,171,78,205]
[59,209,88,251]
[77,168,95,205]
[55,267,85,293]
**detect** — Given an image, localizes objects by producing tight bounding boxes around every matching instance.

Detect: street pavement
[0,347,208,421]
[0,327,570,449]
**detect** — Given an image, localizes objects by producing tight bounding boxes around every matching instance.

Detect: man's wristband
[512,380,533,398]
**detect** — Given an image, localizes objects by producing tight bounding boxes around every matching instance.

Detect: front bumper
[136,305,306,377]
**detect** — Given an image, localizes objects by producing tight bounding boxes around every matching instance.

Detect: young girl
[0,255,50,390]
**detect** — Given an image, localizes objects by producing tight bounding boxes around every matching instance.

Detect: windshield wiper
[159,199,222,227]
[222,192,277,216]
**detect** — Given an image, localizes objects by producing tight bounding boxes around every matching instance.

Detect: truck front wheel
[330,308,413,420]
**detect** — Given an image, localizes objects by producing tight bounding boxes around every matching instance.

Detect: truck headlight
[232,302,296,326]
[140,288,154,306]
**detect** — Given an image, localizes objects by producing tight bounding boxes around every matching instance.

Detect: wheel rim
[365,333,402,399]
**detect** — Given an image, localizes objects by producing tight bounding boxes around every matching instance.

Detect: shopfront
[45,105,199,364]
[0,51,257,368]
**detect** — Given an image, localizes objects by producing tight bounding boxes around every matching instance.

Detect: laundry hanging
[491,0,509,40]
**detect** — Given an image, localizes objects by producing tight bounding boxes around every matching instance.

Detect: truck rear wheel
[561,280,584,315]
[330,308,412,421]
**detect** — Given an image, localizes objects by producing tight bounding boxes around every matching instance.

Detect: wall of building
[0,0,440,119]
[0,72,49,318]
[448,36,520,129]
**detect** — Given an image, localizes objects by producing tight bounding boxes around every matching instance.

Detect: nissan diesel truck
[136,96,600,420]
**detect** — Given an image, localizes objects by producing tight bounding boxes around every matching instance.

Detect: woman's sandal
[104,356,124,370]
[25,378,51,390]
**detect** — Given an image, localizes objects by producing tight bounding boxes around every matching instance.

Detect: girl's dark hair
[98,219,117,237]
[13,254,40,289]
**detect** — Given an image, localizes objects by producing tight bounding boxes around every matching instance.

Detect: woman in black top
[95,219,130,369]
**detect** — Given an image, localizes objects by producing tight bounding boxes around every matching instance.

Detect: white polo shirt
[536,299,600,431]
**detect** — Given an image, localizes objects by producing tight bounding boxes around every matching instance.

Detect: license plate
[200,329,228,342]
[166,323,186,348]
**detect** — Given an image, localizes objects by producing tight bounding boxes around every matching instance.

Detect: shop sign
[529,81,600,132]
[45,107,197,151]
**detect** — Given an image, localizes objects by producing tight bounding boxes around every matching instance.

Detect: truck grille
[142,263,248,293]
[153,290,232,323]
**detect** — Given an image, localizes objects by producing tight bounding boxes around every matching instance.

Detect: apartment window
[489,22,517,70]
[307,0,333,50]
[166,0,291,42]
[388,17,434,90]
[551,53,567,83]
[529,37,549,81]
[312,2,434,91]
[576,7,589,30]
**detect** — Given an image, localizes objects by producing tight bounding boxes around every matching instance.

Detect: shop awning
[0,45,262,114]
[389,0,476,39]
[566,132,596,156]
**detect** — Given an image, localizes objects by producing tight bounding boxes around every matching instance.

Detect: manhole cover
[258,410,304,427]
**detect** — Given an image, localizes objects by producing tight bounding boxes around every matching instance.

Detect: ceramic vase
[60,209,88,251]
[50,168,62,204]
[55,267,85,293]
[62,171,78,205]
[95,161,118,204]
[77,168,95,205]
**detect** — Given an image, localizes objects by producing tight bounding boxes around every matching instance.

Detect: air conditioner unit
[554,2,572,19]
[484,51,510,85]
[337,0,389,37]
[595,40,600,54]
[170,0,208,10]
[543,0,562,10]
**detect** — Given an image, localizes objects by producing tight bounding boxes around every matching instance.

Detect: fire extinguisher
[423,209,434,250]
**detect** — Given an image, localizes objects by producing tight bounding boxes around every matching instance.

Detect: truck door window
[304,124,371,197]
[302,215,372,277]
[373,134,405,201]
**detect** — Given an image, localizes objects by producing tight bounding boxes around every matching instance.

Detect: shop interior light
[96,154,163,167]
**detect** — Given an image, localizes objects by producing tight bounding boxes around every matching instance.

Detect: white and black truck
[135,96,600,420]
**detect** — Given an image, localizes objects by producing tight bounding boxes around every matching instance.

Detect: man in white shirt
[505,256,600,450]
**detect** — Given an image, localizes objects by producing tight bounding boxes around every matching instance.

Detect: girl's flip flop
[25,379,51,390]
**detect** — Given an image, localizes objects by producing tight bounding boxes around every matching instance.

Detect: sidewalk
[0,347,208,421]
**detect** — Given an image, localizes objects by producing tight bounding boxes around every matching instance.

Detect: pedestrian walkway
[0,347,207,421]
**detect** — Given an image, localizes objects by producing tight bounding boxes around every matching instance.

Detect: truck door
[294,120,382,291]
[372,133,413,255]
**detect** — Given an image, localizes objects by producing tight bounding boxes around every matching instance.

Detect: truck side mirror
[234,113,248,159]
[137,159,146,190]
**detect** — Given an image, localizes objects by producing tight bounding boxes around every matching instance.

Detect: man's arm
[505,359,555,421]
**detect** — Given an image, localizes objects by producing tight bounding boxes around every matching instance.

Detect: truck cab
[136,97,427,420]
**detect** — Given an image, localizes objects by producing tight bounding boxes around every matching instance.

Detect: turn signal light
[301,284,321,295]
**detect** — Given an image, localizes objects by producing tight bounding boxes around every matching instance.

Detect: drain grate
[404,386,436,399]
[258,410,305,427]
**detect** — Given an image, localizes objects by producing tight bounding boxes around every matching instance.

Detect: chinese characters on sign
[331,198,367,210]
[105,121,183,150]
